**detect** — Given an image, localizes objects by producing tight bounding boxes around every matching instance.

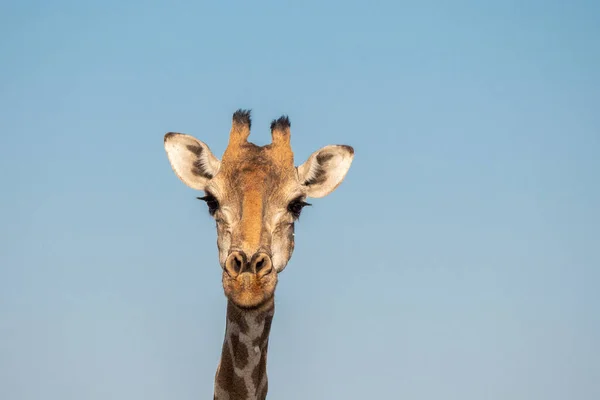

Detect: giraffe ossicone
[164,109,354,400]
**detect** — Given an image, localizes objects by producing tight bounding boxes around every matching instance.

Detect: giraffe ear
[164,132,221,190]
[297,145,354,198]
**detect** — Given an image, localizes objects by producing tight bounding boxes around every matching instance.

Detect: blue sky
[1,1,599,399]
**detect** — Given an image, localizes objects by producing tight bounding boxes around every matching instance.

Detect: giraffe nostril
[255,259,265,271]
[233,256,242,273]
[225,251,247,277]
[252,253,272,276]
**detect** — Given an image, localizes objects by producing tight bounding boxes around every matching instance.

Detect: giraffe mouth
[222,270,278,309]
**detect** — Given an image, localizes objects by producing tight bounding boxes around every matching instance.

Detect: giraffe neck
[214,298,275,400]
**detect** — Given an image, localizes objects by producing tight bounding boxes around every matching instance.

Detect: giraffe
[163,110,354,400]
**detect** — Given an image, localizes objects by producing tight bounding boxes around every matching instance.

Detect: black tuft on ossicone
[232,109,252,128]
[270,115,291,131]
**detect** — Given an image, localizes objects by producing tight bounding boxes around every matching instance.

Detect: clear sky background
[1,1,599,399]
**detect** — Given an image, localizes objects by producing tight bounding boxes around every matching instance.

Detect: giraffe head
[164,110,354,309]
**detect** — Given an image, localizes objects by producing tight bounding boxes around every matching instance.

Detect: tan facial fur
[164,110,354,309]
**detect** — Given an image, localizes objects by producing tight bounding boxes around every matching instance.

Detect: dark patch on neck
[228,333,249,369]
[216,300,274,399]
[216,338,248,399]
[252,346,269,399]
[186,144,214,179]
[252,314,273,348]
[257,380,269,400]
[227,301,250,332]
[251,313,273,399]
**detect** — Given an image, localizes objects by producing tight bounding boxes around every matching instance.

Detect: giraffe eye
[197,193,219,216]
[287,198,311,220]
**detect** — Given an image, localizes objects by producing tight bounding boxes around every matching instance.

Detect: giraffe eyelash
[197,193,220,216]
[287,198,311,220]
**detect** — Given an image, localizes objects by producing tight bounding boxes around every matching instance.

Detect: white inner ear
[297,145,354,198]
[164,133,221,191]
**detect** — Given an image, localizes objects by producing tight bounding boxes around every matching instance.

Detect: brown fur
[214,140,297,309]
[164,110,354,400]
[215,299,274,400]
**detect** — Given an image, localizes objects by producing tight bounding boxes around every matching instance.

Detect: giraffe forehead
[219,145,297,197]
[222,142,294,172]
